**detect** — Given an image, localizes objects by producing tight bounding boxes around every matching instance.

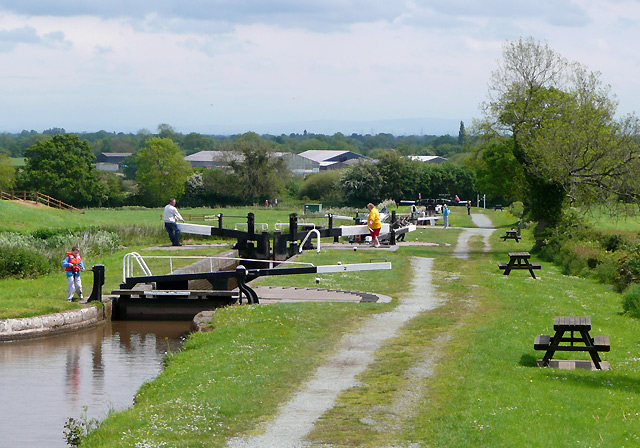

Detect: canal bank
[0,300,112,341]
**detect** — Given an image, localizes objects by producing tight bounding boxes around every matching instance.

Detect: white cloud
[0,0,638,134]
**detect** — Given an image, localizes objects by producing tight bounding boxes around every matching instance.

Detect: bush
[297,171,342,203]
[622,283,640,318]
[0,246,54,278]
[508,201,525,218]
[0,229,122,280]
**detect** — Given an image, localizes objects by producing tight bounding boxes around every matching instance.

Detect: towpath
[226,213,495,448]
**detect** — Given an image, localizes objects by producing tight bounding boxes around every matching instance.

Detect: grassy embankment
[82,208,640,448]
[7,202,638,447]
[0,200,462,318]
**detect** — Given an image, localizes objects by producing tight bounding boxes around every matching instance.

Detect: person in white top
[163,198,185,246]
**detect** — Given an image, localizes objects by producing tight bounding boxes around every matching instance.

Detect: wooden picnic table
[534,316,610,370]
[500,229,521,242]
[498,252,541,278]
[493,205,503,211]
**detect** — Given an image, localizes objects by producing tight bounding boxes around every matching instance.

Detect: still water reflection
[0,321,190,447]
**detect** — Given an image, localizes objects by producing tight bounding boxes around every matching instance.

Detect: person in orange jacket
[62,246,85,302]
[367,203,382,247]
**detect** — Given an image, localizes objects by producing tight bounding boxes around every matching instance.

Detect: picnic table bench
[500,229,521,242]
[534,316,610,370]
[494,205,503,211]
[498,252,541,278]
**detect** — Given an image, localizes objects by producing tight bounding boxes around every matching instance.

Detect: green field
[3,201,637,447]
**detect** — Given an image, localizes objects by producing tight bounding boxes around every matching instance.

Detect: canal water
[0,320,191,447]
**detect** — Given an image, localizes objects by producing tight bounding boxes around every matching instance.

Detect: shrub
[622,283,640,318]
[0,246,54,278]
[508,201,525,218]
[0,229,122,279]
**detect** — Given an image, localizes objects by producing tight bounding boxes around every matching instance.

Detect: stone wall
[0,299,112,341]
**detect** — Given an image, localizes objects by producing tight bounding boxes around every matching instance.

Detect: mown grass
[580,206,640,232]
[7,201,640,447]
[306,227,640,447]
[0,246,229,319]
[0,200,345,234]
[81,249,413,448]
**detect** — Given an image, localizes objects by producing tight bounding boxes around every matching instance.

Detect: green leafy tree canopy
[20,134,106,206]
[136,137,191,206]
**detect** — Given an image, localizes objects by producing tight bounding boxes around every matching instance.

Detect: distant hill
[202,117,467,137]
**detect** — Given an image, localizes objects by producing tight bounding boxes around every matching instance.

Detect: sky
[0,0,639,136]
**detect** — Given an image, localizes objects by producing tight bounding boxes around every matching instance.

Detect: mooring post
[247,212,255,240]
[289,213,298,256]
[328,213,339,242]
[218,213,223,233]
[88,264,105,302]
[257,231,271,259]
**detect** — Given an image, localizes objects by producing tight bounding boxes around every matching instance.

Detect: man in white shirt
[163,198,185,246]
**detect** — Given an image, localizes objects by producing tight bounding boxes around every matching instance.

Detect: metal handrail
[234,222,269,231]
[298,229,321,254]
[123,252,153,282]
[121,253,315,282]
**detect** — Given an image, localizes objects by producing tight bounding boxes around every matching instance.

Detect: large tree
[0,154,16,191]
[480,37,640,225]
[19,134,106,206]
[229,133,289,204]
[136,137,191,206]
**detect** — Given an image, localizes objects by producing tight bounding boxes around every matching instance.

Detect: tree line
[0,125,467,159]
[2,36,639,228]
[0,131,475,208]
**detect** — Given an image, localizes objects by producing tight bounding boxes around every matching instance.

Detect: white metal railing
[122,253,315,282]
[298,229,321,254]
[123,252,153,282]
[234,222,269,231]
[274,221,318,231]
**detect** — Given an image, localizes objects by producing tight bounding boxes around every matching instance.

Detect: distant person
[455,194,460,202]
[467,201,471,215]
[62,246,85,302]
[163,198,184,246]
[367,202,382,247]
[443,204,450,229]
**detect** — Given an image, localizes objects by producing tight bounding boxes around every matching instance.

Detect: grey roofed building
[408,155,448,164]
[184,151,244,169]
[272,152,319,175]
[95,152,133,171]
[298,150,367,170]
[184,150,313,174]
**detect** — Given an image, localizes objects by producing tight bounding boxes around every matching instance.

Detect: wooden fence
[0,190,83,213]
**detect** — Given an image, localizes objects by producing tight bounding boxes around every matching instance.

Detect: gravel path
[453,213,495,260]
[226,215,495,448]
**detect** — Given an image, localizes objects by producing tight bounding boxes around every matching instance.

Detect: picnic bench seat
[498,262,541,270]
[494,205,503,211]
[498,252,541,278]
[534,316,610,369]
[500,230,521,242]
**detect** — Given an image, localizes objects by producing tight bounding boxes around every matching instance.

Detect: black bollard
[88,264,105,302]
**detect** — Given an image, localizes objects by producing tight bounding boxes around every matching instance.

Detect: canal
[0,320,191,447]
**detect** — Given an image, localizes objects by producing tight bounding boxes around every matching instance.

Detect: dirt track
[226,214,494,448]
